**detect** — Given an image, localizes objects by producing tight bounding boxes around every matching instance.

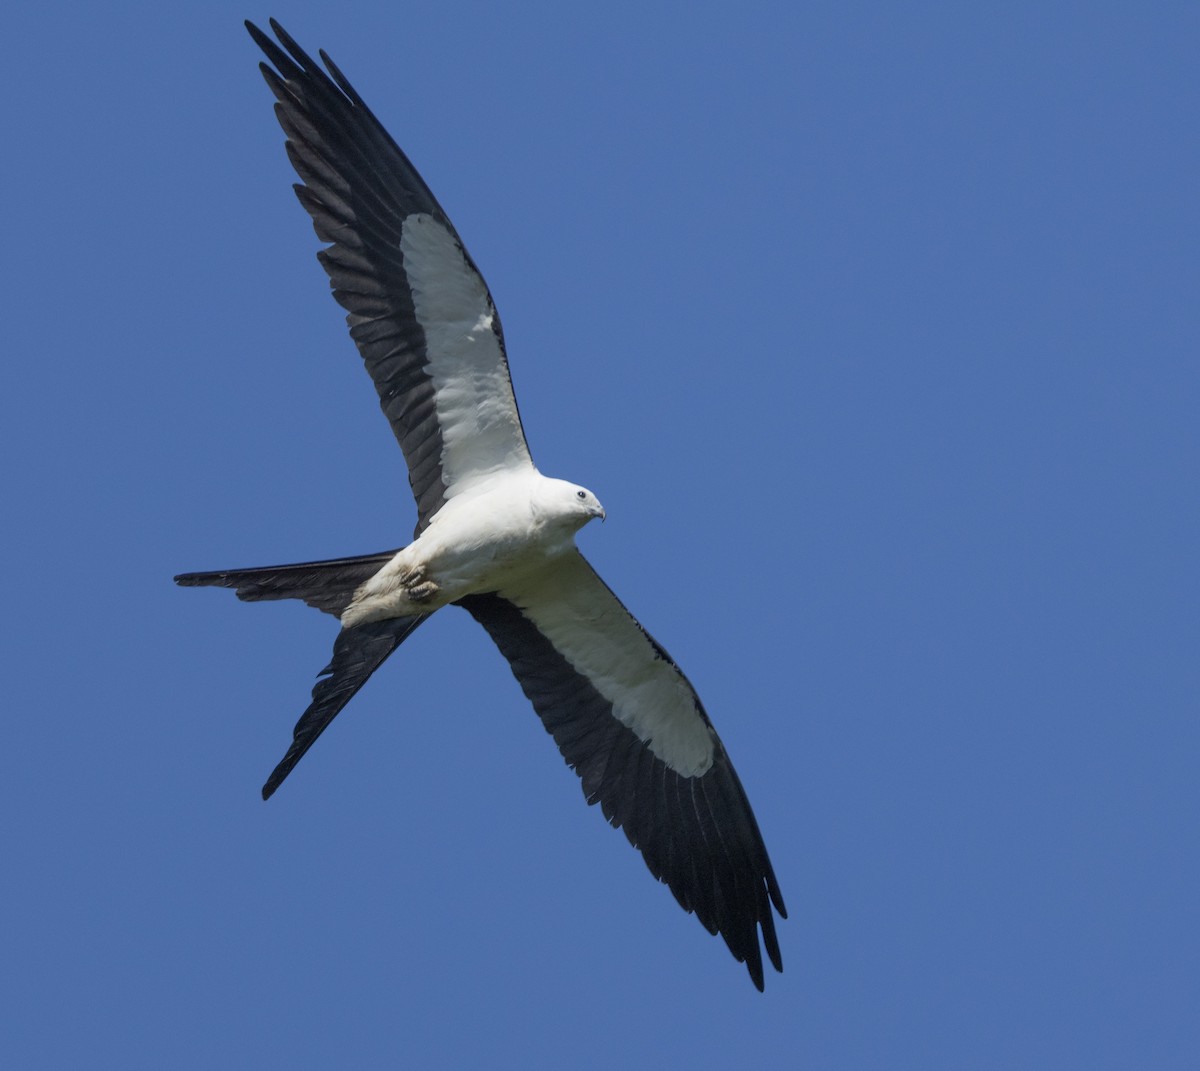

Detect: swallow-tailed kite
[176,19,786,989]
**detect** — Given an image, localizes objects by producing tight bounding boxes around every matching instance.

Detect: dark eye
[576,490,586,500]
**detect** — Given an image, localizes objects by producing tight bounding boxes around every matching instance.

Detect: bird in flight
[177,18,786,989]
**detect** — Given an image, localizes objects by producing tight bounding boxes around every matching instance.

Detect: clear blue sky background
[3,2,1196,1067]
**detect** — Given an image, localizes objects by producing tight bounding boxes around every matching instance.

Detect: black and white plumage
[176,19,786,989]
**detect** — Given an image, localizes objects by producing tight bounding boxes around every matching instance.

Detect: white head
[534,475,606,533]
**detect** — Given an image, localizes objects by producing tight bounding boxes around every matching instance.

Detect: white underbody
[334,212,714,775]
[341,469,602,628]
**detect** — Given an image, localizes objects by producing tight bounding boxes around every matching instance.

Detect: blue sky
[3,2,1197,1067]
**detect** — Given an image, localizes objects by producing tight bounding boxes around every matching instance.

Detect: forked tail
[261,613,428,798]
[174,549,402,618]
[176,548,428,795]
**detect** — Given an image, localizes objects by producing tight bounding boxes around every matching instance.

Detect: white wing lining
[499,551,716,777]
[400,214,533,493]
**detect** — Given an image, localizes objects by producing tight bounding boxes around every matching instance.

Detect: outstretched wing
[247,19,533,533]
[458,553,786,990]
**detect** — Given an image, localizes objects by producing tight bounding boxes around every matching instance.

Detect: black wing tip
[728,910,784,992]
[246,18,347,97]
[734,912,782,991]
[247,17,297,56]
[461,591,786,990]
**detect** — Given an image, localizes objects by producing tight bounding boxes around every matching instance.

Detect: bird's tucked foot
[398,565,440,603]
